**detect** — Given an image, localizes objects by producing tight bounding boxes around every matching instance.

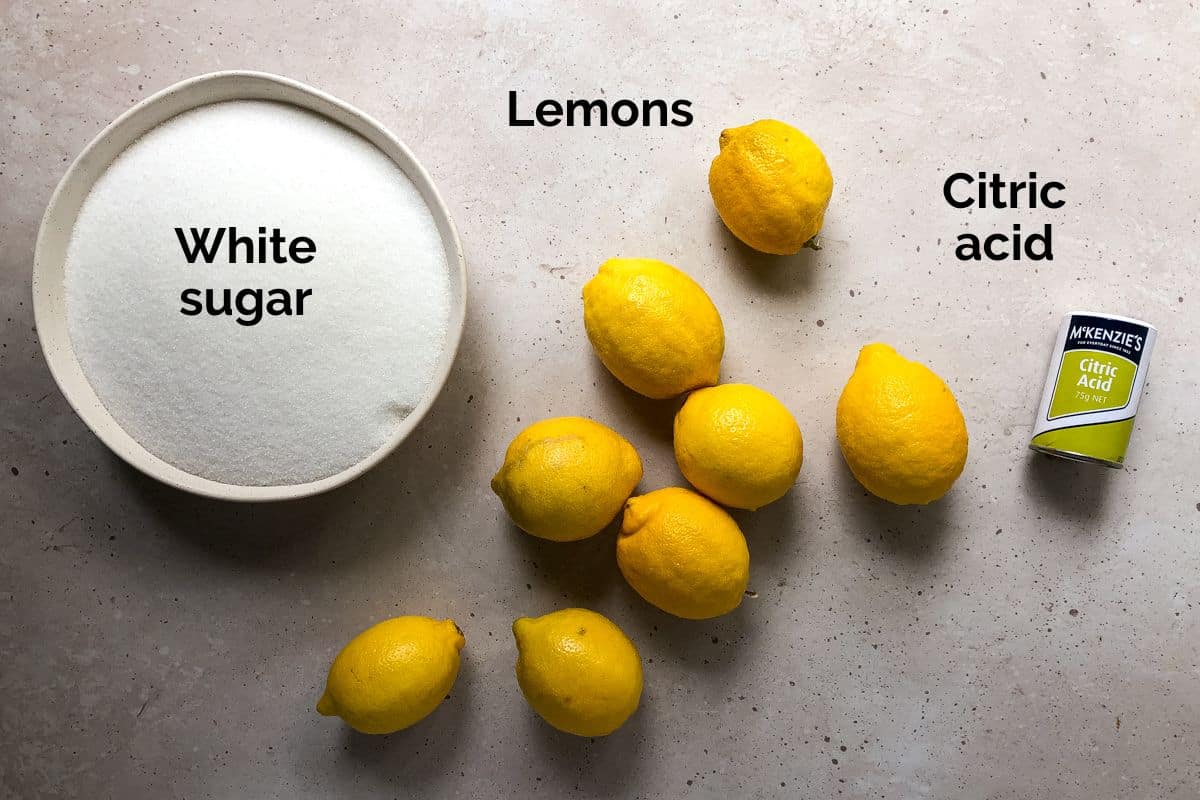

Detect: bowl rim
[31,70,468,502]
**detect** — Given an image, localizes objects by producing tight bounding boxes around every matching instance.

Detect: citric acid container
[1030,312,1157,468]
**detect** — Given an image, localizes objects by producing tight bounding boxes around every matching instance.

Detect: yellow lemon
[674,383,803,510]
[491,416,642,542]
[316,616,465,734]
[836,343,968,505]
[616,487,749,619]
[582,258,724,399]
[513,608,642,737]
[708,119,834,255]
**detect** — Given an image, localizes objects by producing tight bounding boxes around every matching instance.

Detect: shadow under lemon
[613,489,808,678]
[339,652,477,787]
[709,211,828,298]
[830,448,957,561]
[508,516,626,607]
[587,353,684,446]
[520,685,648,793]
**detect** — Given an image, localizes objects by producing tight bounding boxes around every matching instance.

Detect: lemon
[708,119,834,255]
[836,343,968,505]
[673,383,803,510]
[491,416,642,542]
[616,487,749,619]
[582,258,724,399]
[513,608,643,737]
[316,616,465,734]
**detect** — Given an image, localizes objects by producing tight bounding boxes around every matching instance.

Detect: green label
[1031,418,1134,465]
[1047,350,1136,420]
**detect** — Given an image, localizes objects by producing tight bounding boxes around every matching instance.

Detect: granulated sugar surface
[64,100,452,486]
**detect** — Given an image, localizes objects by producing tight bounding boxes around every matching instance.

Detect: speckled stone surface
[1,3,1197,798]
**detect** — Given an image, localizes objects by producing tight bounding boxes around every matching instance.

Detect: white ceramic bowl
[32,71,467,502]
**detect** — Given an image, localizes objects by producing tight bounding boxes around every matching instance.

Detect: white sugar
[64,100,452,486]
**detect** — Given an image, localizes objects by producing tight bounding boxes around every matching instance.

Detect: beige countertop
[2,2,1197,797]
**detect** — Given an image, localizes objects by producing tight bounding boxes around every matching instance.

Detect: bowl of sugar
[33,71,467,501]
